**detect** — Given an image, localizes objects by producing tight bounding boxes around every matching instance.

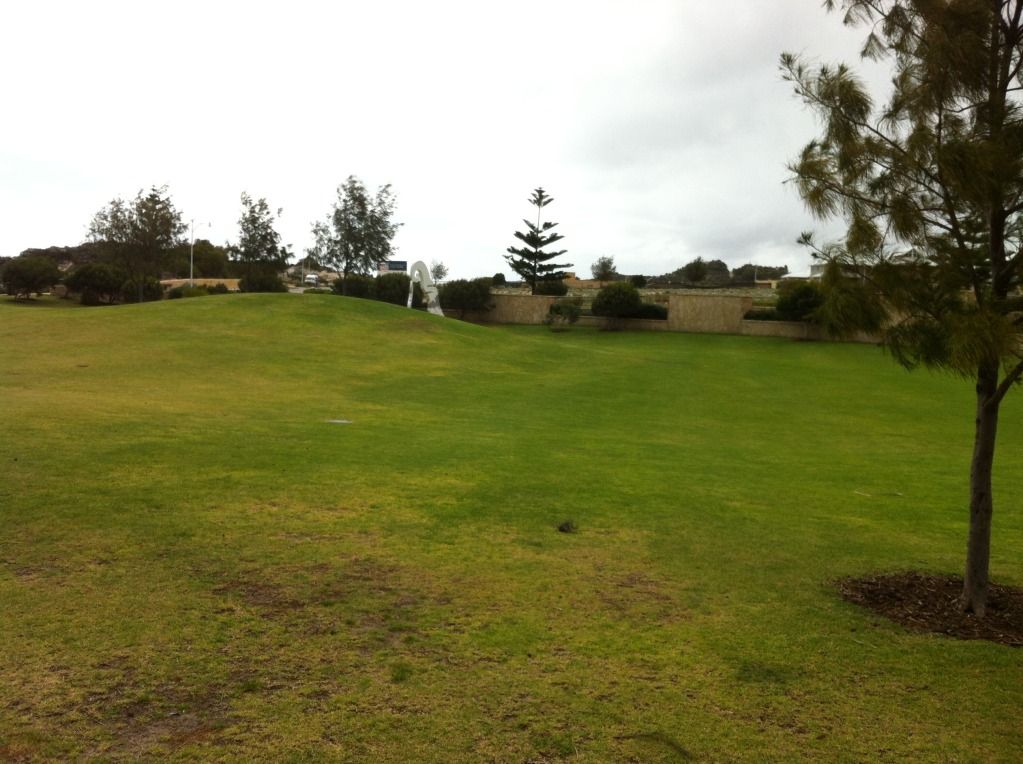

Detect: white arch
[408,261,444,316]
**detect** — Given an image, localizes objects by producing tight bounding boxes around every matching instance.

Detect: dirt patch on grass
[838,572,1023,647]
[597,571,680,623]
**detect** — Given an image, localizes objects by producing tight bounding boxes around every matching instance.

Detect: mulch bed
[837,572,1023,647]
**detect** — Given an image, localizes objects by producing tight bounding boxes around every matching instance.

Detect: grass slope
[1,293,1021,762]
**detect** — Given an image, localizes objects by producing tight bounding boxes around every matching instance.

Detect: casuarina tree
[310,176,399,295]
[504,187,572,294]
[236,193,288,291]
[784,0,1023,616]
[88,186,185,302]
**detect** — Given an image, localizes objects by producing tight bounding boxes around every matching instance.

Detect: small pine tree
[504,188,572,295]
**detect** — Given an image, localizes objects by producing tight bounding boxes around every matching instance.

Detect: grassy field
[1,293,1021,762]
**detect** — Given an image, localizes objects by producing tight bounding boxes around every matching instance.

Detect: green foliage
[235,193,287,290]
[167,285,211,300]
[64,262,123,304]
[239,271,287,293]
[628,274,648,288]
[632,302,668,320]
[533,279,568,296]
[164,239,231,279]
[591,282,642,324]
[120,277,163,303]
[731,263,789,284]
[599,288,637,317]
[331,274,374,298]
[310,176,399,292]
[744,308,782,321]
[591,255,617,282]
[207,282,231,295]
[544,296,582,331]
[429,261,448,282]
[682,257,708,284]
[88,186,185,302]
[504,187,573,294]
[775,281,823,322]
[492,272,507,286]
[438,278,492,318]
[1,255,60,299]
[374,272,411,306]
[785,1,1023,613]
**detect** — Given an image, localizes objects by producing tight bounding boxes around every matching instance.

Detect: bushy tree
[774,281,823,321]
[438,278,493,318]
[64,262,123,304]
[492,272,507,286]
[165,239,231,279]
[235,193,288,292]
[505,187,573,294]
[1,255,60,299]
[731,263,789,283]
[591,255,617,283]
[629,274,648,288]
[429,261,448,282]
[374,272,411,305]
[682,257,708,284]
[88,186,185,302]
[534,279,569,296]
[310,177,399,295]
[784,0,1023,615]
[591,281,642,329]
[545,296,583,331]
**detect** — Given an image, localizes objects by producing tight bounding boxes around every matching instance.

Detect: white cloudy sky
[0,1,889,279]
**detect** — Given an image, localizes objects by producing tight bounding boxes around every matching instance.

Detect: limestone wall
[667,294,753,333]
[467,294,557,324]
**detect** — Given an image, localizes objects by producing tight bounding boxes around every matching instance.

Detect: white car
[304,274,319,286]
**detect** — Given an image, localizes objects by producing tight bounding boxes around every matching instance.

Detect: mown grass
[1,293,1021,762]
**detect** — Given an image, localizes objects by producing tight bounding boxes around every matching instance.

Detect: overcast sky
[0,1,890,279]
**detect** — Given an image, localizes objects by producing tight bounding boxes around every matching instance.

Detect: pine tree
[784,0,1023,616]
[504,188,572,294]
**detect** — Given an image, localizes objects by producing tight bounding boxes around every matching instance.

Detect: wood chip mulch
[837,572,1023,647]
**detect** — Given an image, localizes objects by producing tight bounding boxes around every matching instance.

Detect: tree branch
[991,359,1023,407]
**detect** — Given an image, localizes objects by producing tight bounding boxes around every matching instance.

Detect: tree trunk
[962,362,1001,616]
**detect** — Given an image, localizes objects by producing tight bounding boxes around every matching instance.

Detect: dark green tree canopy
[784,0,1023,616]
[504,187,573,294]
[591,255,618,282]
[1,255,60,299]
[88,186,185,301]
[237,194,287,267]
[310,176,399,295]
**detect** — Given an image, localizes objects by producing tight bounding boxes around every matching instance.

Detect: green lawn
[1,293,1020,762]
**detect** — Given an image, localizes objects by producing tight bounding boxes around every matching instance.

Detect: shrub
[64,262,123,304]
[592,282,642,328]
[374,272,411,305]
[744,308,781,321]
[492,272,507,286]
[168,285,210,299]
[207,282,230,294]
[629,275,648,288]
[121,277,164,303]
[303,287,331,294]
[331,274,374,298]
[534,279,568,296]
[238,271,287,293]
[775,281,823,321]
[1,255,61,299]
[544,296,582,331]
[631,302,668,320]
[438,278,493,318]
